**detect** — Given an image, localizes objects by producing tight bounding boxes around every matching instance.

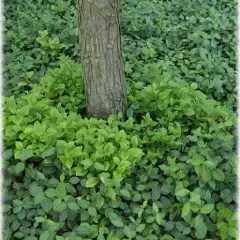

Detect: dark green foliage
[4,0,79,96]
[4,60,236,239]
[121,0,237,102]
[4,0,237,102]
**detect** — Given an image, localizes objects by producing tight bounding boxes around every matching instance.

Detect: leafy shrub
[34,56,85,113]
[4,60,236,240]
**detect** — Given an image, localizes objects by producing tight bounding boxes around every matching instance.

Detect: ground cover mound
[3,59,236,240]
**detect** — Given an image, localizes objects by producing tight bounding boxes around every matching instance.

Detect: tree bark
[77,0,127,119]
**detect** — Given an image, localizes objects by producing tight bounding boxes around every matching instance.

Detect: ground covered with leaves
[3,0,237,239]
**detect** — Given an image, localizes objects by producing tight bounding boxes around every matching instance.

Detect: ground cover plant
[4,59,237,239]
[3,0,237,239]
[4,0,237,103]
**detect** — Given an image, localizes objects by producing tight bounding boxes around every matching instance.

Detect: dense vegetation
[4,0,237,102]
[4,0,237,239]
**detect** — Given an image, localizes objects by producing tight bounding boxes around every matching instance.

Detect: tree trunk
[77,0,127,119]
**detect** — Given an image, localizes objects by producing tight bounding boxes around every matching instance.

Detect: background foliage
[4,0,237,239]
[4,0,237,102]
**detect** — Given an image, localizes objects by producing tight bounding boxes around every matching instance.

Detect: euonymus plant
[4,0,237,239]
[4,59,236,240]
[4,0,237,104]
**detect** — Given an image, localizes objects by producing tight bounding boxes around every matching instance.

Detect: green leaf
[128,148,143,160]
[147,235,158,240]
[156,212,165,225]
[138,208,144,218]
[15,162,25,174]
[195,221,207,239]
[35,217,46,223]
[29,184,43,197]
[41,147,55,158]
[200,204,214,214]
[3,149,13,161]
[76,225,90,236]
[116,161,131,174]
[199,47,208,60]
[96,195,104,209]
[212,169,225,181]
[72,146,83,157]
[68,202,80,211]
[185,108,195,116]
[60,173,65,182]
[77,199,90,209]
[13,200,23,206]
[116,130,126,142]
[40,231,49,240]
[56,237,64,240]
[88,206,97,217]
[34,192,45,204]
[45,188,56,198]
[20,149,32,161]
[26,71,34,79]
[187,158,204,166]
[16,141,23,149]
[125,62,133,74]
[94,162,106,171]
[56,182,66,198]
[41,198,52,213]
[201,165,211,182]
[53,199,66,212]
[86,177,98,188]
[66,157,73,169]
[104,142,115,156]
[194,215,203,228]
[131,135,138,146]
[69,177,80,184]
[204,161,215,168]
[228,226,236,238]
[97,234,105,240]
[108,212,124,227]
[183,227,191,235]
[76,166,88,176]
[124,226,136,239]
[120,189,132,199]
[190,193,201,203]
[13,205,22,213]
[136,224,146,233]
[107,187,116,200]
[152,203,159,214]
[181,202,191,217]
[127,108,134,118]
[81,159,93,168]
[175,188,190,197]
[36,171,46,180]
[3,205,12,212]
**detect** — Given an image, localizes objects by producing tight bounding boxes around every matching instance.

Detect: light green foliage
[36,30,65,56]
[4,60,236,239]
[35,56,85,113]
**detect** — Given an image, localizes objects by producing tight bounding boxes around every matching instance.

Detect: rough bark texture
[77,0,127,119]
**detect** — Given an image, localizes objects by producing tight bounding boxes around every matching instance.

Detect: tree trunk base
[77,0,127,120]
